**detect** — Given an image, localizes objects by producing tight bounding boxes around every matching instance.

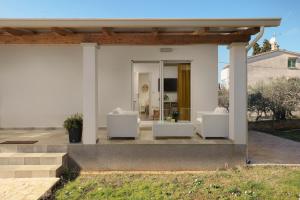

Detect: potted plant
[63,113,83,143]
[172,111,180,122]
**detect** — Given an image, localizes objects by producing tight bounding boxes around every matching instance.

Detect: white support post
[82,43,98,144]
[229,43,247,144]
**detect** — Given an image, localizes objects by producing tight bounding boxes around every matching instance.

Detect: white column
[82,43,98,144]
[229,43,247,144]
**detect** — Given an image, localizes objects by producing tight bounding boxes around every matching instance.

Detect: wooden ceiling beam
[51,27,74,36]
[233,27,260,35]
[102,27,114,36]
[192,27,209,35]
[1,27,35,36]
[192,27,259,35]
[0,32,251,45]
[152,28,160,36]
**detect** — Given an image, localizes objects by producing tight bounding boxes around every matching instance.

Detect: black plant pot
[68,127,82,143]
[172,112,179,123]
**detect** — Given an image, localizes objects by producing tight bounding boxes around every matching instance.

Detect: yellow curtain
[177,63,191,121]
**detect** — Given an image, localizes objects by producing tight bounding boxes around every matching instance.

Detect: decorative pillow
[214,107,228,113]
[112,107,122,114]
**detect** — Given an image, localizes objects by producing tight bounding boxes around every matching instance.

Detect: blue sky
[0,0,299,77]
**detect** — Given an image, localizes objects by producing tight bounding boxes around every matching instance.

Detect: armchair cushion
[112,107,123,114]
[214,107,228,113]
[107,109,139,138]
[195,108,229,139]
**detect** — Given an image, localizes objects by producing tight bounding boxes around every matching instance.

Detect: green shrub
[63,113,83,132]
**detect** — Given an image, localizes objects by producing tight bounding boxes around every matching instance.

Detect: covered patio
[0,18,281,170]
[0,128,239,170]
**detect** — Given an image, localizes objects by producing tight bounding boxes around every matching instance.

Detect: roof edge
[222,49,300,70]
[0,18,281,28]
[248,49,300,59]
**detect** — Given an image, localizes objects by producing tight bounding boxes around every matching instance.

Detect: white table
[152,121,194,138]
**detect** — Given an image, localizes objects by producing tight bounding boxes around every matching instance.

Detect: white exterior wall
[0,44,218,128]
[0,45,82,128]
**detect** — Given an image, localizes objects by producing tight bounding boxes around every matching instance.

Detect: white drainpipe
[246,26,264,52]
[245,26,264,164]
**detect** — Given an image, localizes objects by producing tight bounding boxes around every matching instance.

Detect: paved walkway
[0,178,59,200]
[248,130,300,164]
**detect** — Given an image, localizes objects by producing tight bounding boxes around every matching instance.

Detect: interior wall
[133,63,160,116]
[0,45,82,128]
[0,44,218,128]
[138,73,150,108]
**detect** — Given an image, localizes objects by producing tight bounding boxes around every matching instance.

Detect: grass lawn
[269,129,300,142]
[249,119,300,142]
[55,167,300,200]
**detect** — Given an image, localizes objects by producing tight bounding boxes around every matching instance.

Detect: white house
[0,18,281,170]
[220,64,230,89]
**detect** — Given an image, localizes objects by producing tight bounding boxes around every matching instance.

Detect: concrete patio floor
[248,130,300,164]
[0,128,240,171]
[1,129,299,165]
[0,128,233,145]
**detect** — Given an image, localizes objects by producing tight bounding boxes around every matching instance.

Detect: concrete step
[0,153,67,165]
[0,144,67,153]
[0,165,63,178]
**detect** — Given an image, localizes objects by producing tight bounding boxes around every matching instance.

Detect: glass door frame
[131,60,192,122]
[159,60,164,121]
[131,60,161,121]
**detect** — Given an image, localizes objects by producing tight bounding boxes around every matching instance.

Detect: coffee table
[152,121,194,138]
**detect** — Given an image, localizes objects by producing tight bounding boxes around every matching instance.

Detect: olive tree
[248,89,270,121]
[218,87,229,111]
[249,77,300,121]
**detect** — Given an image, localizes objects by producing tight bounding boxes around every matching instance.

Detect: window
[288,58,297,69]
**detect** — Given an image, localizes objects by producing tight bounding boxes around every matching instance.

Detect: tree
[261,39,272,53]
[248,83,271,121]
[249,77,300,121]
[218,87,229,111]
[252,42,261,56]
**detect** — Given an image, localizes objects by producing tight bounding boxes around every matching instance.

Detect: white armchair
[195,107,229,139]
[107,108,140,139]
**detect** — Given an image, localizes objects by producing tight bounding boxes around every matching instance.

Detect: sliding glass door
[132,60,191,122]
[132,61,160,121]
[162,61,191,122]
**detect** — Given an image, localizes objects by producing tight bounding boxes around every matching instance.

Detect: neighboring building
[220,64,230,89]
[248,49,300,86]
[221,36,300,88]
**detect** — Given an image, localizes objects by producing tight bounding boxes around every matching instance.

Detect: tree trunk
[255,111,261,121]
[271,110,275,132]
